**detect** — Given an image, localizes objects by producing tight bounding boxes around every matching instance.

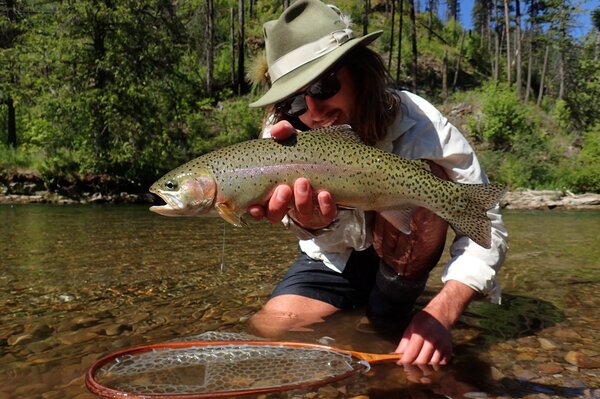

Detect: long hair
[342,46,401,145]
[267,46,401,145]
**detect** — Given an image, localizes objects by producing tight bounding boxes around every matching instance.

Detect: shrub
[561,125,600,193]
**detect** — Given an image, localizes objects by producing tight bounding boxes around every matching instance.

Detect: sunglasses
[276,69,341,117]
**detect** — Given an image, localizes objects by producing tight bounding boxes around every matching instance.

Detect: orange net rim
[85,340,368,399]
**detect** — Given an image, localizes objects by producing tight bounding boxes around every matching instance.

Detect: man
[246,0,508,366]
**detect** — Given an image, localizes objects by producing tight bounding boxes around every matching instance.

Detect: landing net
[86,340,368,398]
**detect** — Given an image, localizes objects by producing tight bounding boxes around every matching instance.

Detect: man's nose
[304,95,328,117]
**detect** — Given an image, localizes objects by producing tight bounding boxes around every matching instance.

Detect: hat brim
[249,30,382,108]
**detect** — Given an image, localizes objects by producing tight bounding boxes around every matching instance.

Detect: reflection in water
[461,294,565,342]
[1,205,599,398]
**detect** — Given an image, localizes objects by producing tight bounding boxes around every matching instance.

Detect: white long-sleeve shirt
[266,91,509,304]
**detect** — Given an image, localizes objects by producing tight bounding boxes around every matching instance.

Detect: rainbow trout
[150,125,505,248]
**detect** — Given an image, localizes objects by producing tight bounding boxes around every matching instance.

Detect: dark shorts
[271,246,432,322]
[271,246,381,309]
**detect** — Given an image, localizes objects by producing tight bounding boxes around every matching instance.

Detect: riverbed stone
[537,337,558,350]
[26,338,57,354]
[516,352,536,361]
[102,323,132,336]
[537,363,564,374]
[25,323,54,339]
[514,369,537,381]
[57,330,98,345]
[551,327,582,340]
[7,333,35,346]
[565,351,600,369]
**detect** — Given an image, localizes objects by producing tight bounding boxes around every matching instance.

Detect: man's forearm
[422,279,479,329]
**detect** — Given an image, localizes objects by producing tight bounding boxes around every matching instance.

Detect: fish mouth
[149,190,186,216]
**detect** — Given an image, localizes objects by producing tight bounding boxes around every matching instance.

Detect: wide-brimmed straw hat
[249,0,382,108]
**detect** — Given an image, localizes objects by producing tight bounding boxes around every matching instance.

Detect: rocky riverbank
[1,169,600,209]
[501,190,600,210]
[0,169,153,205]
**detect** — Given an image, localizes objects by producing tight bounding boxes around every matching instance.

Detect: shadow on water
[459,293,565,344]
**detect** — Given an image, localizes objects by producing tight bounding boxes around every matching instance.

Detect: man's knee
[248,295,339,337]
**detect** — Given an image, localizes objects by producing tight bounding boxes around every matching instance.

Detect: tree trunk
[205,0,214,96]
[515,0,522,98]
[525,0,535,102]
[442,49,448,102]
[486,0,492,53]
[230,7,235,86]
[537,44,549,106]
[396,0,404,83]
[237,0,246,95]
[492,0,500,82]
[558,48,565,100]
[388,0,396,70]
[504,0,511,86]
[525,30,533,102]
[453,30,465,88]
[557,7,568,101]
[363,0,370,35]
[1,97,17,147]
[427,0,433,42]
[408,0,418,92]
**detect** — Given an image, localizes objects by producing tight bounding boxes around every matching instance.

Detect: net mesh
[170,331,265,342]
[94,343,360,395]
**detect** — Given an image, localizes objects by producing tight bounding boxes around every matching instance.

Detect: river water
[1,205,599,399]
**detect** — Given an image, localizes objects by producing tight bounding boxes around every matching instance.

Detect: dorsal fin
[309,125,364,144]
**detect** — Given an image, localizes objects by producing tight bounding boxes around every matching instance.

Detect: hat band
[268,28,354,83]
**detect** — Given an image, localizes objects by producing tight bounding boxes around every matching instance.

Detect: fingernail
[297,180,308,194]
[276,188,289,202]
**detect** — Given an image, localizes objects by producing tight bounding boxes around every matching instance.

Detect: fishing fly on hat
[249,0,383,108]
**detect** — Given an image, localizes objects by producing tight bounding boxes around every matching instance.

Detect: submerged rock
[565,351,600,369]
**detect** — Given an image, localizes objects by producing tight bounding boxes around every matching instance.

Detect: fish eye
[165,180,178,190]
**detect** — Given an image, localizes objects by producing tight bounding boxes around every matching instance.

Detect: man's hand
[396,280,478,365]
[396,309,453,365]
[247,121,337,229]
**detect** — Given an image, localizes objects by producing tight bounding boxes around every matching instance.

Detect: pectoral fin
[216,203,246,227]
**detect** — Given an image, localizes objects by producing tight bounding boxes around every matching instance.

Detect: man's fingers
[317,191,336,221]
[293,178,313,221]
[415,341,436,365]
[247,205,265,220]
[270,120,296,141]
[267,185,292,223]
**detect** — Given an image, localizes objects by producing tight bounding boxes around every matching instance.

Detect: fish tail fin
[447,183,506,249]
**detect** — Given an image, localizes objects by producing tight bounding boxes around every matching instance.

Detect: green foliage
[553,99,572,132]
[184,95,262,156]
[0,143,33,171]
[467,85,575,190]
[554,125,600,193]
[564,58,600,129]
[468,84,538,151]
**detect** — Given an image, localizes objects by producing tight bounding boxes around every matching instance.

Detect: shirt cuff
[441,254,502,304]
